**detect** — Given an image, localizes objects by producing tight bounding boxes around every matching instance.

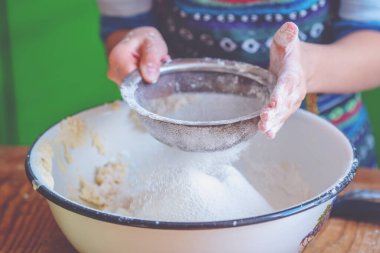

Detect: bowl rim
[25,108,358,230]
[120,58,274,127]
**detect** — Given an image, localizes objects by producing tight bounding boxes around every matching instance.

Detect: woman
[98,0,380,167]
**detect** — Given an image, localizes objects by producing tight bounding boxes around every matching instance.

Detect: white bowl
[25,102,357,253]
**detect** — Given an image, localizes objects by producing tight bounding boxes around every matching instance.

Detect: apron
[154,0,377,167]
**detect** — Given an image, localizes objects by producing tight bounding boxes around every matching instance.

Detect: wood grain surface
[0,146,380,253]
[0,146,76,253]
[304,167,380,253]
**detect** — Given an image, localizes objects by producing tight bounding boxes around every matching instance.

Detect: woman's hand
[259,22,307,139]
[107,27,170,85]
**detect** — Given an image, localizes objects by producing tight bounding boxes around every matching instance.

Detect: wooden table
[1,146,380,253]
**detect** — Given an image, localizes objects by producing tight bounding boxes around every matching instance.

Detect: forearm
[303,30,380,94]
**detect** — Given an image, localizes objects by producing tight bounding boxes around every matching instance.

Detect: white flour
[242,160,312,210]
[51,103,311,222]
[116,159,274,222]
[78,143,275,222]
[148,93,264,121]
[104,145,311,221]
[73,115,311,222]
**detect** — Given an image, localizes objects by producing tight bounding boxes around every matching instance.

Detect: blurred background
[0,1,119,146]
[1,0,379,159]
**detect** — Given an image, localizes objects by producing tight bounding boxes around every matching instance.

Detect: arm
[304,30,380,94]
[306,0,380,93]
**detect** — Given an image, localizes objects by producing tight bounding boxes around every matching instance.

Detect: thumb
[273,22,299,50]
[139,38,168,84]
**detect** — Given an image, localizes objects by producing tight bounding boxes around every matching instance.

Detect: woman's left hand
[258,22,308,139]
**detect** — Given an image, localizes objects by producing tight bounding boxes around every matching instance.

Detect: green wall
[363,90,380,158]
[1,0,379,159]
[2,0,119,145]
[0,9,5,143]
[0,0,16,144]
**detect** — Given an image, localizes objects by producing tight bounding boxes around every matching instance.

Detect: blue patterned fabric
[155,0,329,67]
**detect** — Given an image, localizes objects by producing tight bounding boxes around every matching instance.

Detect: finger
[258,94,278,131]
[270,22,300,72]
[268,98,277,108]
[273,22,299,51]
[259,70,303,134]
[107,61,137,85]
[161,54,172,63]
[258,107,277,133]
[259,107,285,138]
[264,121,284,139]
[107,67,120,85]
[139,35,168,84]
[108,43,140,85]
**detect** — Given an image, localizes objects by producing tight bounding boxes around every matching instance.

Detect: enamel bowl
[25,102,356,253]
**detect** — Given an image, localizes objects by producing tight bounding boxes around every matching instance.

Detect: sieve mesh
[121,58,275,152]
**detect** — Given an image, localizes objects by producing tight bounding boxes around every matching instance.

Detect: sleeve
[333,0,380,40]
[97,0,155,41]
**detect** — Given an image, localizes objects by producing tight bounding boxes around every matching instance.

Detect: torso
[155,0,330,66]
[154,0,377,167]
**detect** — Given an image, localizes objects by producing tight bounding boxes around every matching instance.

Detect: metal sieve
[121,58,275,152]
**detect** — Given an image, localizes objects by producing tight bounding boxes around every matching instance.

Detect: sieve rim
[120,58,275,126]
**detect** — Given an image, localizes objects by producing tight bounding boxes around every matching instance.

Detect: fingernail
[275,23,298,48]
[162,55,172,64]
[145,66,159,83]
[269,99,277,108]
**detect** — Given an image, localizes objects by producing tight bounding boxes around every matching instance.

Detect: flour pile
[80,143,274,222]
[117,165,273,222]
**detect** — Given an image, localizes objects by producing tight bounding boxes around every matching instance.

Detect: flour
[49,102,311,222]
[75,143,279,222]
[117,164,273,221]
[147,93,198,117]
[57,115,108,161]
[128,110,146,132]
[242,160,312,210]
[148,93,263,122]
[35,140,54,188]
[58,116,87,163]
[71,123,311,221]
[79,161,126,209]
[91,131,105,156]
[108,100,122,111]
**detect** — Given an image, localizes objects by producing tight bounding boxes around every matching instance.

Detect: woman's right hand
[107,27,170,85]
